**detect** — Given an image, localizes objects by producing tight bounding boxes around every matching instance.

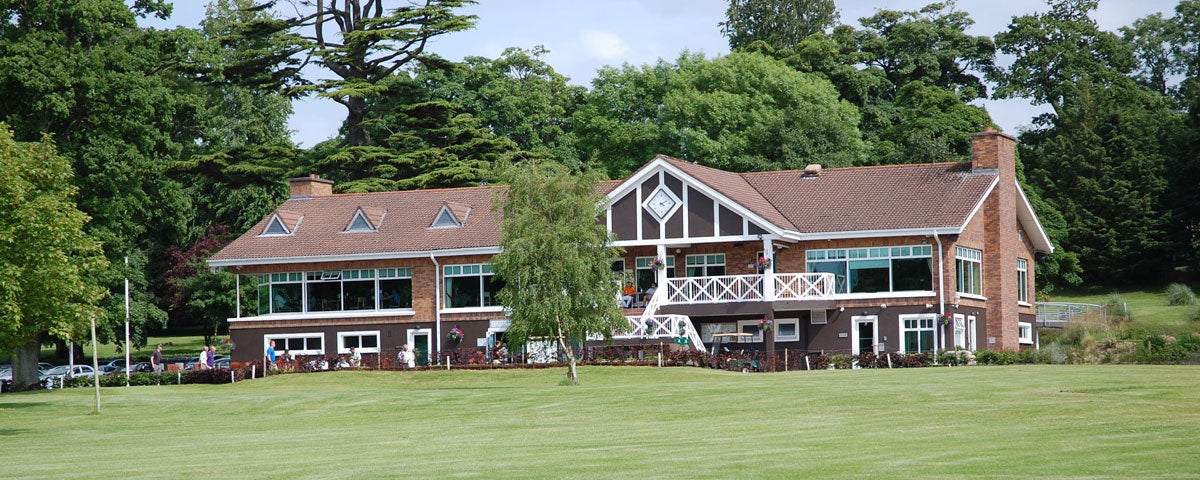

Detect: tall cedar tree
[293,0,477,147]
[491,160,626,384]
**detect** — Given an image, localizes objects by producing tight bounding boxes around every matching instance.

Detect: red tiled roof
[213,159,999,265]
[211,186,507,264]
[742,162,995,233]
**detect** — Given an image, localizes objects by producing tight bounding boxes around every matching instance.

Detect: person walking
[151,344,164,373]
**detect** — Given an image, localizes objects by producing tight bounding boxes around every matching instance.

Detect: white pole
[124,256,131,387]
[231,370,235,383]
[252,364,256,379]
[90,315,101,414]
[446,356,450,370]
[784,348,788,372]
[804,355,810,371]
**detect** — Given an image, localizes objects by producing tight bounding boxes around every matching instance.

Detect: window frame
[635,256,675,291]
[805,245,933,295]
[899,315,936,353]
[337,330,381,354]
[443,263,504,310]
[685,254,726,277]
[956,246,983,297]
[735,319,763,343]
[1018,322,1033,345]
[1017,258,1029,304]
[774,318,800,342]
[265,333,325,356]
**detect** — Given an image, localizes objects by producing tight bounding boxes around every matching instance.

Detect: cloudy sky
[146,0,1178,147]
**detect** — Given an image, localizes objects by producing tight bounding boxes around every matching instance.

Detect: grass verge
[1,365,1197,479]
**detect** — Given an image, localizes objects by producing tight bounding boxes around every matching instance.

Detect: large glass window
[257,268,413,314]
[444,264,504,308]
[342,269,375,310]
[806,246,933,294]
[258,273,302,315]
[307,271,343,312]
[901,317,935,353]
[379,268,413,309]
[956,247,983,296]
[685,254,725,277]
[1017,258,1029,303]
[635,256,675,291]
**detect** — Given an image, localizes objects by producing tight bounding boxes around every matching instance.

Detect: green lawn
[2,365,1197,479]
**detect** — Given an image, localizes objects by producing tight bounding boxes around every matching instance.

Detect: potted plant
[938,313,954,326]
[651,257,666,270]
[448,326,464,342]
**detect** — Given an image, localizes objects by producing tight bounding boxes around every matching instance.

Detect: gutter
[430,253,441,362]
[934,230,945,351]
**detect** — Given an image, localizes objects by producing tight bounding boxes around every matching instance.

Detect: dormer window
[345,207,385,233]
[431,203,469,229]
[261,210,302,236]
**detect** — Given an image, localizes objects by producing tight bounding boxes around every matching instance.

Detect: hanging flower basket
[759,318,773,332]
[651,257,666,270]
[757,257,772,270]
[939,313,954,326]
[448,326,464,342]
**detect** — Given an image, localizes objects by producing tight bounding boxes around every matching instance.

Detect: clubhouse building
[209,129,1052,364]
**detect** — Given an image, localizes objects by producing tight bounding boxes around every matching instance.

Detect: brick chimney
[973,128,1020,350]
[289,174,334,198]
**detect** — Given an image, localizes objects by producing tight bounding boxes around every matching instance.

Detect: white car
[39,365,94,389]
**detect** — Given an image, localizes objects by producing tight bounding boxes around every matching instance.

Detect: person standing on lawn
[151,344,163,373]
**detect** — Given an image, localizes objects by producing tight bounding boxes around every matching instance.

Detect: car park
[124,362,154,373]
[39,365,95,389]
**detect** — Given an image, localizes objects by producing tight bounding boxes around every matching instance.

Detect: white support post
[761,238,776,301]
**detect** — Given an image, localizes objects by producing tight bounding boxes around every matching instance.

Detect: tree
[491,160,626,384]
[0,0,200,349]
[720,0,838,51]
[990,0,1135,119]
[575,51,864,177]
[1018,80,1178,285]
[418,47,586,164]
[164,225,241,344]
[0,126,108,390]
[292,0,477,147]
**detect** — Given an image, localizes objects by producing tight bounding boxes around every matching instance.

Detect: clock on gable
[643,186,680,221]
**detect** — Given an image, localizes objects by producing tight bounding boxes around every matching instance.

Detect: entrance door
[408,329,431,366]
[966,316,977,351]
[851,316,878,355]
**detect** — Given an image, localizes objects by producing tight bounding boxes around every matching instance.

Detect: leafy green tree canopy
[0,126,108,390]
[491,160,625,384]
[575,51,864,177]
[720,0,838,51]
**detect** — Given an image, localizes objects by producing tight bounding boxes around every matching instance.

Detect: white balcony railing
[662,273,835,304]
[612,314,705,352]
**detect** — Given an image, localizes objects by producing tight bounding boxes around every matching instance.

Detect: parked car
[124,362,153,373]
[39,365,95,389]
[185,355,229,370]
[214,358,231,369]
[97,365,122,376]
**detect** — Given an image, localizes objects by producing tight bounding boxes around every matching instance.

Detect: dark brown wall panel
[687,188,714,237]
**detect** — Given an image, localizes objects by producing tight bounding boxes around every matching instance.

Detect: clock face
[645,188,678,220]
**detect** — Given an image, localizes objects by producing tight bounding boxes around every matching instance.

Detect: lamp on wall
[880,304,887,309]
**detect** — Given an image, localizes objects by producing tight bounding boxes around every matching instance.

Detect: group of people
[621,283,657,308]
[194,345,220,370]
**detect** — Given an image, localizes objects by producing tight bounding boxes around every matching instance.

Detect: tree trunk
[344,96,371,147]
[12,341,42,391]
[557,323,578,384]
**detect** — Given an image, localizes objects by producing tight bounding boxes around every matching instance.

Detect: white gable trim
[1015,181,1054,253]
[430,205,463,228]
[605,156,787,238]
[958,177,1000,236]
[345,209,377,232]
[260,214,297,237]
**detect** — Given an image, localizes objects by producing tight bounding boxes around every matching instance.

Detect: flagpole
[125,256,131,387]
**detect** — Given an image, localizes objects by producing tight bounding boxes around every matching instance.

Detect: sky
[145,0,1179,147]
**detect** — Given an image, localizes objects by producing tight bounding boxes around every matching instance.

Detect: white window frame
[774,318,800,342]
[701,323,735,343]
[1018,322,1033,345]
[956,246,983,297]
[735,319,762,343]
[685,253,726,277]
[899,315,937,353]
[337,330,381,354]
[1017,258,1030,305]
[806,245,934,295]
[442,263,503,311]
[265,333,325,356]
[953,314,967,349]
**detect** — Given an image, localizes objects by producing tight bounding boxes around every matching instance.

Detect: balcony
[660,273,836,305]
